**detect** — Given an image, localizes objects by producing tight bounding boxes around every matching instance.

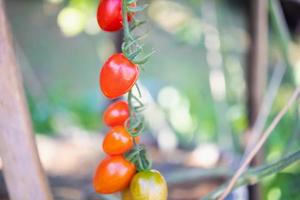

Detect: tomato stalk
[121,0,151,171]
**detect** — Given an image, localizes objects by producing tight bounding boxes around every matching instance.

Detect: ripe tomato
[130,170,168,200]
[100,53,139,99]
[103,126,135,155]
[97,0,135,32]
[103,100,130,127]
[93,155,136,194]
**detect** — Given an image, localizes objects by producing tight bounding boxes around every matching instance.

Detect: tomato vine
[121,0,152,172]
[94,0,168,198]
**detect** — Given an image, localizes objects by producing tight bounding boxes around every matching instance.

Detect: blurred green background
[3,0,300,199]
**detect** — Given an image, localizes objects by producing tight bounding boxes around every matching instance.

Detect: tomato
[100,53,139,99]
[121,188,134,200]
[103,100,130,127]
[103,126,136,155]
[93,155,136,194]
[130,170,168,200]
[97,0,135,32]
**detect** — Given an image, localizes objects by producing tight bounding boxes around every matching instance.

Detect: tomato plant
[97,0,135,32]
[103,126,137,155]
[100,53,139,99]
[103,100,130,127]
[129,170,168,200]
[93,155,136,194]
[94,0,168,198]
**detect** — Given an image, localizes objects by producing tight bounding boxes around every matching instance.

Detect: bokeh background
[1,0,300,199]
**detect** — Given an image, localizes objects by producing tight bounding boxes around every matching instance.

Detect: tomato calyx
[125,113,145,137]
[125,144,151,172]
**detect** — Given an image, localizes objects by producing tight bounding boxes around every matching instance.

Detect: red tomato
[97,0,135,32]
[93,155,136,194]
[100,53,139,99]
[103,126,135,155]
[103,100,130,127]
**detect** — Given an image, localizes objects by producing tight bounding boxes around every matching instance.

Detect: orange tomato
[93,155,136,194]
[103,126,138,155]
[103,100,130,127]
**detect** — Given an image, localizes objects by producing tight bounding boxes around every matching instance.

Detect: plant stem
[121,0,150,171]
[122,0,132,41]
[269,0,291,68]
[165,168,231,185]
[204,149,300,200]
[214,1,297,199]
[217,85,300,200]
[123,0,137,145]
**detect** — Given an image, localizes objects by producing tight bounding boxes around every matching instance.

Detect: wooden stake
[246,0,268,199]
[0,1,53,200]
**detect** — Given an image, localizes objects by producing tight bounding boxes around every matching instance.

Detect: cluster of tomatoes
[93,0,168,199]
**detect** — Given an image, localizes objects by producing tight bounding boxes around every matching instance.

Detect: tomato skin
[103,100,130,127]
[93,155,136,194]
[121,188,134,200]
[97,0,134,32]
[130,170,168,200]
[103,126,135,155]
[100,53,139,99]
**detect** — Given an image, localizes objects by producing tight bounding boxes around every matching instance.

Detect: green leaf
[126,115,145,137]
[132,95,144,107]
[124,34,147,50]
[133,50,156,64]
[134,106,146,112]
[130,20,147,31]
[128,48,142,60]
[203,150,300,200]
[121,42,127,53]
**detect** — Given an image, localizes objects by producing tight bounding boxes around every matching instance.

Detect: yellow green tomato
[129,170,168,200]
[121,188,134,200]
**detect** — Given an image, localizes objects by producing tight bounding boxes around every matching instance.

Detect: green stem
[122,0,150,171]
[269,0,291,68]
[122,0,132,41]
[165,168,231,185]
[127,90,133,116]
[203,149,300,200]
